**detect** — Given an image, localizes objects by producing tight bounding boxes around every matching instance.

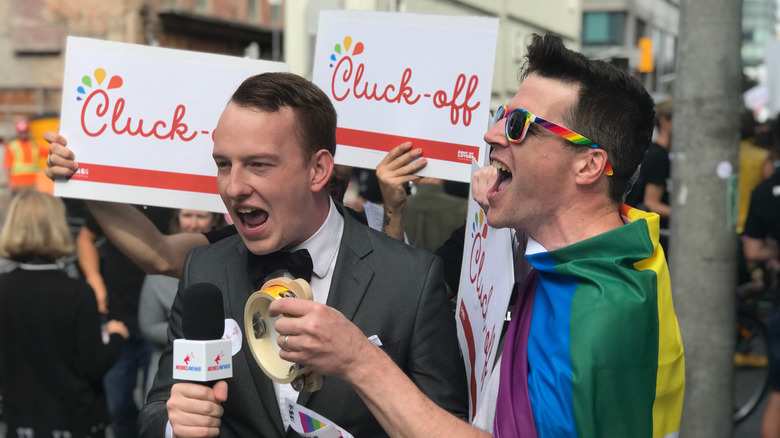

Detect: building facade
[0,0,283,139]
[580,0,680,98]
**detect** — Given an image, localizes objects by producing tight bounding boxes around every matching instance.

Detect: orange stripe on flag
[337,127,480,164]
[71,163,218,194]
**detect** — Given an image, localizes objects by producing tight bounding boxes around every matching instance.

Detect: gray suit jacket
[140,205,468,437]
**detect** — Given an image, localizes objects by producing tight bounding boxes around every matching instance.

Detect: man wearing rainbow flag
[272,33,685,438]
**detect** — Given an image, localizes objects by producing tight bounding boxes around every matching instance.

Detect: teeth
[236,207,256,214]
[491,160,511,173]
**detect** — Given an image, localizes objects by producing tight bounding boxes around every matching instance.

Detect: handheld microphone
[172,283,233,382]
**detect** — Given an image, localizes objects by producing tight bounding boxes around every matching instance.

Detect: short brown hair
[0,192,74,262]
[230,72,337,161]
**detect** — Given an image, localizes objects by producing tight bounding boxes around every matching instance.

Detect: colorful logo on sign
[75,68,123,101]
[329,36,364,68]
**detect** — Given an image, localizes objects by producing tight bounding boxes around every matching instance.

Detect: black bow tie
[247,249,314,288]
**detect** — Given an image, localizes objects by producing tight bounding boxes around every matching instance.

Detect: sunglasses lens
[493,106,506,125]
[505,109,528,142]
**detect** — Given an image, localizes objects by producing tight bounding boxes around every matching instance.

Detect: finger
[268,296,316,318]
[171,382,221,404]
[212,380,229,403]
[42,131,67,147]
[279,334,293,352]
[391,156,427,177]
[377,142,413,166]
[168,407,222,438]
[48,143,77,163]
[377,143,419,171]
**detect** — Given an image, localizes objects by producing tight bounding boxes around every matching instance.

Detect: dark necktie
[247,249,314,289]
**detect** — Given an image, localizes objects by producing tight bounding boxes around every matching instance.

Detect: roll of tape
[244,277,322,392]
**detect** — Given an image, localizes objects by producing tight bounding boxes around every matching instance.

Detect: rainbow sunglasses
[494,105,613,176]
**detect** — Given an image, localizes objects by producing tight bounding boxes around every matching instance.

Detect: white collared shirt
[270,198,344,429]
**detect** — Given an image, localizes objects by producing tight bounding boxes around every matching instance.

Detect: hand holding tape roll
[244,277,323,392]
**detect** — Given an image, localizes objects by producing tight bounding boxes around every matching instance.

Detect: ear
[310,149,334,193]
[574,148,609,185]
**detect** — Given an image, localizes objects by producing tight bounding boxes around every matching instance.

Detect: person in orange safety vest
[4,119,41,194]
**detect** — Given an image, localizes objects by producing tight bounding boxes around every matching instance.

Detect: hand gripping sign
[244,277,323,392]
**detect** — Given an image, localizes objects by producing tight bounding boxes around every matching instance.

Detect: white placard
[55,37,288,212]
[312,11,498,183]
[455,160,514,419]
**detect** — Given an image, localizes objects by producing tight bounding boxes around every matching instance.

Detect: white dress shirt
[269,198,344,429]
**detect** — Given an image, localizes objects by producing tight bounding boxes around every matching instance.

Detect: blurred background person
[742,119,780,438]
[625,98,674,252]
[401,176,468,253]
[76,203,174,438]
[138,209,226,397]
[3,119,42,195]
[0,191,129,438]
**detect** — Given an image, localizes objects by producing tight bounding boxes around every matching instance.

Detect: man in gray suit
[136,72,467,437]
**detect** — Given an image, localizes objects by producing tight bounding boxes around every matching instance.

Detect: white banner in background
[55,37,288,212]
[312,11,498,182]
[455,160,514,419]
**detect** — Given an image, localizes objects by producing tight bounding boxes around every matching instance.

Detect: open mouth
[236,207,268,231]
[490,159,512,194]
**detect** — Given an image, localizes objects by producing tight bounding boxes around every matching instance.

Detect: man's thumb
[213,380,229,402]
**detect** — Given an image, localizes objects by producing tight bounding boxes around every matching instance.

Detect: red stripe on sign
[458,300,478,420]
[337,127,480,164]
[70,163,218,194]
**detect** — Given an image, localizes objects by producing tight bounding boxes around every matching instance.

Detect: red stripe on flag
[70,163,218,194]
[458,301,478,419]
[337,127,480,164]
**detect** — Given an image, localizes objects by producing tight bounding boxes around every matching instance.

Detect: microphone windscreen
[181,283,225,341]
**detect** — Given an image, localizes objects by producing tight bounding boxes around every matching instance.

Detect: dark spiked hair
[522,34,655,203]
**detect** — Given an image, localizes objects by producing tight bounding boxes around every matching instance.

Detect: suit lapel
[227,239,286,436]
[296,206,374,409]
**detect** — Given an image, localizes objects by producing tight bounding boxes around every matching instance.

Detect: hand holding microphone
[168,283,232,437]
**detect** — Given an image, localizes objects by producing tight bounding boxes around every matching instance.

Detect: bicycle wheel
[734,312,771,424]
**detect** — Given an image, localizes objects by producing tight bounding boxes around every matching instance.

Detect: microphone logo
[208,351,232,372]
[175,352,202,372]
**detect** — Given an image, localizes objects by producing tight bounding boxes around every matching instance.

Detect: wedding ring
[283,335,290,352]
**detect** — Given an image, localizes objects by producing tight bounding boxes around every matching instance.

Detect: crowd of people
[18,29,780,437]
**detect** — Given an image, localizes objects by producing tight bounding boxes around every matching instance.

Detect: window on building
[582,12,626,45]
[635,19,647,44]
[248,0,258,21]
[195,0,208,13]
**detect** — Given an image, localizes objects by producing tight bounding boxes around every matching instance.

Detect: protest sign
[312,11,498,182]
[456,160,514,419]
[55,37,287,212]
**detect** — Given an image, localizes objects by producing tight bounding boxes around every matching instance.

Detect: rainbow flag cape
[494,205,684,438]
